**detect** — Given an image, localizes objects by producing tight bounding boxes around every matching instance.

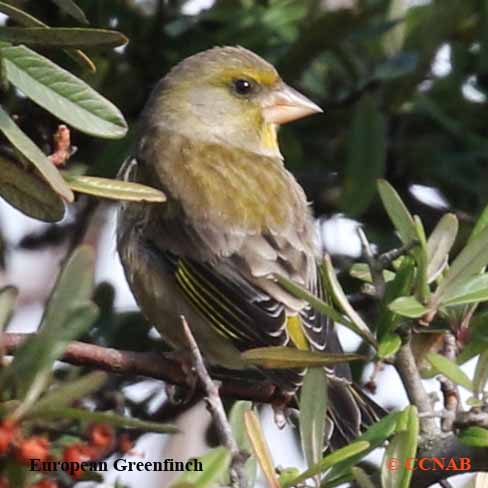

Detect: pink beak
[262,84,323,125]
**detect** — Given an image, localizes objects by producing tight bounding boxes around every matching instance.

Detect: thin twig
[378,240,418,268]
[439,333,459,432]
[357,227,386,299]
[180,316,247,488]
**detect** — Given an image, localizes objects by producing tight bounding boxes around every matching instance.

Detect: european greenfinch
[117,46,380,446]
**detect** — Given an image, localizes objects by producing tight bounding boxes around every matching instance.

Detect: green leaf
[388,296,428,318]
[377,257,415,340]
[469,202,488,243]
[441,274,488,307]
[11,303,98,419]
[342,95,386,216]
[0,2,94,72]
[170,447,231,488]
[3,246,97,417]
[458,426,488,447]
[341,95,386,216]
[413,215,430,303]
[0,153,65,221]
[427,213,458,283]
[1,45,128,138]
[65,175,166,202]
[377,180,417,244]
[322,255,377,347]
[34,407,178,434]
[351,467,376,488]
[241,346,365,369]
[229,401,256,487]
[49,0,89,24]
[378,332,402,358]
[0,286,17,331]
[0,106,73,201]
[431,225,488,308]
[0,27,127,48]
[349,263,396,283]
[426,352,473,390]
[244,410,280,488]
[282,440,370,487]
[31,371,108,413]
[381,406,418,488]
[473,350,488,397]
[274,273,351,327]
[299,368,327,472]
[324,410,401,484]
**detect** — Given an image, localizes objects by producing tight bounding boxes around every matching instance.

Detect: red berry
[87,423,114,449]
[0,420,16,455]
[15,437,50,465]
[62,444,94,480]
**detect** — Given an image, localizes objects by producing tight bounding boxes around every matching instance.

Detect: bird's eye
[233,78,255,96]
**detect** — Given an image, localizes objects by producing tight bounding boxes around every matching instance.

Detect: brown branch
[1,332,277,404]
[395,339,438,437]
[181,316,247,488]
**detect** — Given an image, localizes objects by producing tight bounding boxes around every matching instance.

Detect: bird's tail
[327,380,386,450]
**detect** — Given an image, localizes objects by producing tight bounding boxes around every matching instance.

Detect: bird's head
[143,46,322,158]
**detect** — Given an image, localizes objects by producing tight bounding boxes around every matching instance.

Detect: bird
[117,46,381,448]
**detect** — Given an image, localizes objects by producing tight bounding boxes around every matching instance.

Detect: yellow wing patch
[286,315,309,351]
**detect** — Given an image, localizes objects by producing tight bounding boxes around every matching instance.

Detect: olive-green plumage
[117,46,381,447]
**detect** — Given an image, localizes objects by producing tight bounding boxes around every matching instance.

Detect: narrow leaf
[431,225,488,307]
[349,263,395,283]
[427,213,458,283]
[66,176,166,202]
[31,372,108,412]
[413,215,430,302]
[0,27,127,48]
[274,273,351,326]
[35,407,178,433]
[341,95,386,216]
[50,0,89,24]
[0,2,94,71]
[283,440,370,487]
[442,274,488,307]
[241,347,365,369]
[0,153,65,221]
[388,296,428,318]
[0,106,73,201]
[352,467,376,488]
[244,410,280,488]
[229,401,256,486]
[469,202,488,244]
[377,179,417,244]
[2,45,128,138]
[299,368,327,471]
[381,406,418,488]
[322,255,377,347]
[473,350,488,397]
[458,426,488,447]
[426,352,473,390]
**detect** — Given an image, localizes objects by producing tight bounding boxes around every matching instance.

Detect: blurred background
[1,0,487,486]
